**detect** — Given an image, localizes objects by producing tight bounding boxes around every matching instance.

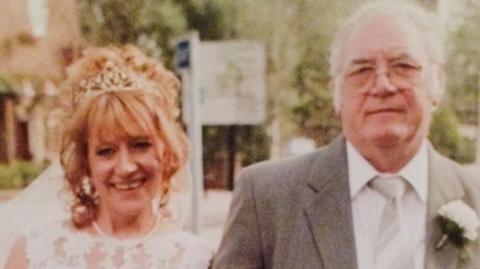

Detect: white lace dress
[21,221,214,269]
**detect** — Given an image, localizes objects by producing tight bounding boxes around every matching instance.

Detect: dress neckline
[92,214,160,248]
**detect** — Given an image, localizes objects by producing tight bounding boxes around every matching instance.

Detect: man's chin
[363,129,410,147]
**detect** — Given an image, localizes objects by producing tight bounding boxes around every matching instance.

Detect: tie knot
[369,175,407,200]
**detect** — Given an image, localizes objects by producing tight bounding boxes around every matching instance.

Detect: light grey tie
[370,175,415,269]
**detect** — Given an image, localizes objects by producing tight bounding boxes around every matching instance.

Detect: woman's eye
[96,147,114,156]
[133,141,152,150]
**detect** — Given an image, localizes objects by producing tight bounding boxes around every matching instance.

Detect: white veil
[0,161,69,266]
[0,160,191,267]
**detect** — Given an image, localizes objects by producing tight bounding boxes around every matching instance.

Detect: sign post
[477,71,480,165]
[175,32,203,234]
[175,35,267,233]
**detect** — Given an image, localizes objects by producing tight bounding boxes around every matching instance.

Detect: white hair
[329,0,446,112]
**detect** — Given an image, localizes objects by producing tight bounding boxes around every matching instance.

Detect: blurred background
[0,0,479,245]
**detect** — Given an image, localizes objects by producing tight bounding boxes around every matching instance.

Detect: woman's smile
[108,176,148,192]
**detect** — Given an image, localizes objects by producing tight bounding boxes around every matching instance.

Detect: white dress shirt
[347,141,428,269]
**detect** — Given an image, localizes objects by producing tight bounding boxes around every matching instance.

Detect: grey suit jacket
[213,137,480,269]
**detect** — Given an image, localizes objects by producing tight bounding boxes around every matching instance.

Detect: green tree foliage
[178,0,228,39]
[0,161,46,189]
[228,0,360,146]
[78,0,268,166]
[203,125,270,166]
[445,0,480,124]
[232,0,478,163]
[79,0,187,60]
[429,107,476,163]
[76,0,478,163]
[176,0,272,164]
[291,45,341,146]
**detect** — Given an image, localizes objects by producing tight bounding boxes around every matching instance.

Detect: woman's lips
[109,177,147,191]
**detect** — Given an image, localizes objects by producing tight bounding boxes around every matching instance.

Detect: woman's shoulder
[22,220,94,258]
[22,220,64,239]
[167,230,215,250]
[22,219,80,241]
[8,220,91,269]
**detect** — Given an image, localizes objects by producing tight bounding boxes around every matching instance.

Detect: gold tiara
[73,60,147,105]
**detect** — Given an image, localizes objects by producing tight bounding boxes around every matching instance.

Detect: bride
[3,45,213,269]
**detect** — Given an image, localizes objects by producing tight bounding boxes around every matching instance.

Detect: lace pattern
[23,221,213,269]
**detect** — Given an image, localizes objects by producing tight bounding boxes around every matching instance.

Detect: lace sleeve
[178,232,215,269]
[192,235,215,268]
[22,221,94,269]
[20,222,215,269]
[0,161,69,268]
[141,231,215,269]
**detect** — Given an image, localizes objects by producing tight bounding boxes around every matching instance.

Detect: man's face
[338,15,438,152]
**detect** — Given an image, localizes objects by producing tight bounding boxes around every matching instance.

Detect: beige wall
[0,0,82,163]
[0,0,82,82]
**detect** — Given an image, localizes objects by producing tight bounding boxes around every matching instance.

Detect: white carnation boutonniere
[436,200,480,255]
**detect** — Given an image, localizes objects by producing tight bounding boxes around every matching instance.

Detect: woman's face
[87,122,164,217]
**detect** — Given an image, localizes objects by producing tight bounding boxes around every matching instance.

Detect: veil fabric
[0,161,69,267]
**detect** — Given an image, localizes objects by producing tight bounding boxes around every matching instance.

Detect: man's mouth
[109,178,147,191]
[366,108,403,115]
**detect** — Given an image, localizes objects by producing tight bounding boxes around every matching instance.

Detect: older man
[213,1,480,269]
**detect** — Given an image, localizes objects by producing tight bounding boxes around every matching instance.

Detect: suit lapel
[425,148,465,269]
[300,139,468,268]
[303,137,358,269]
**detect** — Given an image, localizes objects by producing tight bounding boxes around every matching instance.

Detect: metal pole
[226,125,237,190]
[476,70,480,165]
[180,32,204,234]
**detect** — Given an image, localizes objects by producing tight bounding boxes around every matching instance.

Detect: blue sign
[175,40,190,69]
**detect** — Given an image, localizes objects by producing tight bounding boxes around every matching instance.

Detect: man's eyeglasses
[343,56,424,89]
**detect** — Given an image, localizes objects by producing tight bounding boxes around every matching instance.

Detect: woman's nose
[115,147,137,176]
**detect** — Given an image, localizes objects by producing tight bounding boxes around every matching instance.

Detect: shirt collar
[347,140,428,202]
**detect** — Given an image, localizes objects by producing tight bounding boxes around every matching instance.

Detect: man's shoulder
[243,151,317,178]
[238,142,336,188]
[436,152,480,199]
[432,150,479,181]
[454,164,480,191]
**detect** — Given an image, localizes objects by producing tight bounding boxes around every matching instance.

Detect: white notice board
[198,41,266,125]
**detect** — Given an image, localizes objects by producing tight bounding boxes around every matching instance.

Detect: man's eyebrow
[349,58,375,65]
[388,53,413,62]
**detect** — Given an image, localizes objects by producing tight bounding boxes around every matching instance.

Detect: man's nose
[372,70,397,96]
[115,148,137,176]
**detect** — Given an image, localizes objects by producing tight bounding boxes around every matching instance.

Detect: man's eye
[96,147,114,156]
[393,62,421,71]
[349,66,374,76]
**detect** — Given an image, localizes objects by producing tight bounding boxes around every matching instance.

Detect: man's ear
[330,76,342,115]
[429,64,445,109]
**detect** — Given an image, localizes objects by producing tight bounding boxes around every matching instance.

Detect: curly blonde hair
[59,45,188,228]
